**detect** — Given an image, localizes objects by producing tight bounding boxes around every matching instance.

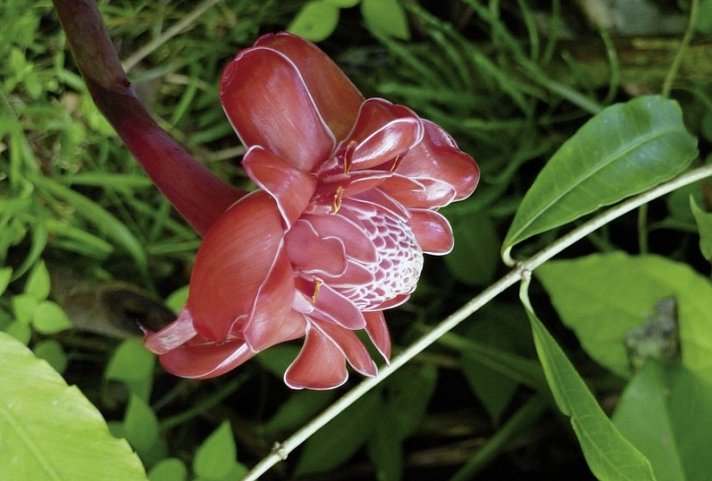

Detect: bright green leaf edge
[520,283,657,481]
[0,331,148,481]
[503,95,697,260]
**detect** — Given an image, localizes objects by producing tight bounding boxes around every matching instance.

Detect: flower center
[338,204,423,310]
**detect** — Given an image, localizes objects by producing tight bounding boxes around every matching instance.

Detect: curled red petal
[243,242,298,350]
[350,117,423,171]
[378,175,456,209]
[319,260,374,287]
[187,192,284,341]
[407,209,455,255]
[242,146,317,228]
[364,310,391,361]
[255,32,364,141]
[221,47,334,172]
[286,219,347,276]
[144,308,196,355]
[314,321,377,377]
[297,278,366,330]
[284,323,349,390]
[159,339,255,379]
[302,214,377,264]
[398,120,479,201]
[342,98,411,146]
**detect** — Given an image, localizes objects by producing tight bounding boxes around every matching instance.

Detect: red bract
[145,33,479,389]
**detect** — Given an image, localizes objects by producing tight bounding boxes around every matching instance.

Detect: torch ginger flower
[145,33,479,389]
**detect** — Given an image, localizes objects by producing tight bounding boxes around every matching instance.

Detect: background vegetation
[2,0,712,480]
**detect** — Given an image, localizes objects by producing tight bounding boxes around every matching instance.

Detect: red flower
[145,33,479,389]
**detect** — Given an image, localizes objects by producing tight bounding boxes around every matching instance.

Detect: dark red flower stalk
[145,33,479,389]
[52,0,244,235]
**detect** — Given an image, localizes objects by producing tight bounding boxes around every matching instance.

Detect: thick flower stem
[52,0,244,236]
[240,163,712,481]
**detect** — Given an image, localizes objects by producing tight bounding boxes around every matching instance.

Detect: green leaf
[0,267,13,296]
[325,0,360,6]
[5,320,32,344]
[123,395,160,457]
[295,391,380,476]
[148,458,187,481]
[266,390,336,433]
[12,293,38,325]
[0,331,148,481]
[613,363,712,481]
[520,285,657,481]
[106,339,156,401]
[385,364,437,439]
[193,421,246,480]
[690,196,712,262]
[368,415,403,481]
[25,260,50,300]
[537,252,712,385]
[445,211,499,286]
[287,0,340,42]
[32,300,73,334]
[165,285,189,314]
[33,339,68,373]
[361,0,410,40]
[503,96,697,260]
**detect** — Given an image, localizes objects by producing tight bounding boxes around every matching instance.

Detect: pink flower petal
[284,323,349,389]
[255,33,364,141]
[314,321,377,376]
[296,278,366,330]
[364,310,391,360]
[243,243,298,350]
[319,260,374,287]
[220,47,334,172]
[242,146,317,228]
[187,192,285,341]
[159,339,256,379]
[378,175,456,209]
[286,219,347,276]
[350,117,423,170]
[302,214,377,263]
[342,98,411,145]
[398,120,479,201]
[407,209,455,255]
[144,308,197,355]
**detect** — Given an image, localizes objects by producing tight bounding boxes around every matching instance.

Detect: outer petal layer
[187,192,284,341]
[407,209,455,255]
[159,339,256,379]
[221,48,334,171]
[284,324,349,389]
[255,33,364,141]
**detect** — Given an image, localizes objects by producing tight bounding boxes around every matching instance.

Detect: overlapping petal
[284,323,349,389]
[221,47,334,171]
[407,209,455,255]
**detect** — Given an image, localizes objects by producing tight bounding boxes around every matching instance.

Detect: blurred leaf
[0,267,13,296]
[537,252,712,385]
[295,391,380,476]
[445,211,499,286]
[32,300,73,335]
[25,260,50,300]
[256,344,301,378]
[165,285,189,314]
[5,320,32,344]
[266,390,336,433]
[124,395,160,457]
[106,339,156,401]
[698,0,712,33]
[326,0,360,6]
[386,364,437,439]
[362,0,410,40]
[193,421,247,481]
[288,0,340,42]
[613,362,712,481]
[12,293,38,325]
[368,415,403,481]
[0,332,147,481]
[33,339,68,373]
[520,285,657,481]
[690,196,712,262]
[503,96,697,260]
[148,458,187,481]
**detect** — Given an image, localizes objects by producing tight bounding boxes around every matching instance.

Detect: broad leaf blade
[537,253,712,385]
[520,284,657,481]
[0,331,147,481]
[503,96,697,259]
[613,363,712,481]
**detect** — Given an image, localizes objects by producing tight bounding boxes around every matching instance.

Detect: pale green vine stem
[662,0,699,97]
[240,163,712,481]
[122,0,222,73]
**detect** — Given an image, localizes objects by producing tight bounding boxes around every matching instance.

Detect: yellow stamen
[331,186,344,214]
[311,279,323,303]
[390,154,403,172]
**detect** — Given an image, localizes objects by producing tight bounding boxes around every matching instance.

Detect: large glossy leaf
[520,288,657,481]
[537,252,712,384]
[503,96,697,260]
[613,363,712,481]
[0,331,147,481]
